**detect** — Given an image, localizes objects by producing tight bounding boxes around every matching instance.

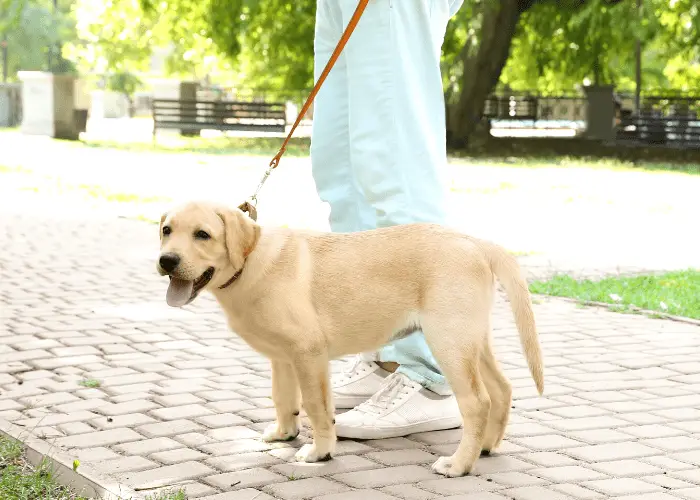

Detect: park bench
[483,94,538,122]
[152,98,287,138]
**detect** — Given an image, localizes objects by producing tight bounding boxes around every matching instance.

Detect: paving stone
[199,490,275,500]
[501,486,570,500]
[549,484,602,499]
[675,488,700,500]
[90,412,156,429]
[204,467,287,489]
[589,459,661,477]
[644,436,700,452]
[264,477,351,499]
[124,461,216,489]
[137,418,204,437]
[313,490,399,500]
[200,439,274,455]
[365,450,436,466]
[482,471,546,487]
[196,412,251,428]
[582,478,662,496]
[471,456,534,475]
[530,465,608,483]
[516,452,578,468]
[150,403,213,420]
[439,494,509,500]
[511,434,586,451]
[272,455,380,479]
[58,422,93,435]
[207,452,283,472]
[614,494,682,500]
[97,456,157,473]
[565,442,661,462]
[114,437,182,456]
[73,447,120,462]
[175,482,219,498]
[643,455,697,471]
[567,428,634,444]
[365,438,425,451]
[418,476,500,495]
[150,447,209,465]
[152,393,204,406]
[95,399,160,416]
[54,428,142,449]
[380,484,439,500]
[334,466,436,488]
[621,424,687,439]
[643,474,696,489]
[20,392,80,407]
[15,410,99,427]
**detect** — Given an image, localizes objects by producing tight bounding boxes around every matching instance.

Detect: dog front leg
[262,361,302,442]
[293,354,336,463]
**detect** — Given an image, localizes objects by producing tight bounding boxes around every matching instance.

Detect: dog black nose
[159,253,180,273]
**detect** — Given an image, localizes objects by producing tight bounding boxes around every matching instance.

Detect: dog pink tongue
[166,278,193,307]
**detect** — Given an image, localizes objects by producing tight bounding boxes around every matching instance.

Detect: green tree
[129,0,699,145]
[1,0,76,80]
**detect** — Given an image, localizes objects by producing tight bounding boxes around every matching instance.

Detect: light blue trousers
[311,0,463,395]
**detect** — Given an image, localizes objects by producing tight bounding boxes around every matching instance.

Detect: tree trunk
[446,0,527,149]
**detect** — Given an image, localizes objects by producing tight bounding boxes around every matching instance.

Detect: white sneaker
[334,372,463,439]
[332,356,391,409]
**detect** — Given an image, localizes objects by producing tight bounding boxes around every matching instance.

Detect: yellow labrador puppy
[157,201,543,477]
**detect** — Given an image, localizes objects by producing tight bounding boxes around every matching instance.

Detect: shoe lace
[337,357,371,382]
[355,373,417,414]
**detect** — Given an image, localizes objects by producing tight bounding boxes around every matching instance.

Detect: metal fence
[616,94,700,148]
[0,83,22,127]
[484,93,588,136]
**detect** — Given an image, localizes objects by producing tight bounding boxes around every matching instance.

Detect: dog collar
[218,267,243,290]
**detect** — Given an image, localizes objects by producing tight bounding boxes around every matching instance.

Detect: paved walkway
[2,189,700,499]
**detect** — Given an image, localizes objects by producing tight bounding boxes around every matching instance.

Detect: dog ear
[159,212,168,241]
[218,206,260,270]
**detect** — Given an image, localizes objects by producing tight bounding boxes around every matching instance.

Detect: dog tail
[480,240,544,395]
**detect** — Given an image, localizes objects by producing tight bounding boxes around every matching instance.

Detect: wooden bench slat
[152,98,288,136]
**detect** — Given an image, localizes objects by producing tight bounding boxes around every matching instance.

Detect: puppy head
[157,201,260,307]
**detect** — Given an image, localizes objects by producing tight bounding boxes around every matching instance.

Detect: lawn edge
[0,417,145,500]
[534,294,700,326]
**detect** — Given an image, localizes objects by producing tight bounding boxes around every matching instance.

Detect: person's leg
[310,0,376,234]
[345,0,458,393]
[333,0,465,439]
[311,0,390,409]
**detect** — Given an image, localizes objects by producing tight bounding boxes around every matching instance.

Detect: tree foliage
[1,0,76,79]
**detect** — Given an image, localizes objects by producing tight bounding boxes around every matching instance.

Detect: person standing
[310,0,464,439]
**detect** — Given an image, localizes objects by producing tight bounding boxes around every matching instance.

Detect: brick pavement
[2,201,700,499]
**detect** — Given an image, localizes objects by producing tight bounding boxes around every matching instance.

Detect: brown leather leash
[238,0,370,222]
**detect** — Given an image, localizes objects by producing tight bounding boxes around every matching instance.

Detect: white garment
[311,0,463,391]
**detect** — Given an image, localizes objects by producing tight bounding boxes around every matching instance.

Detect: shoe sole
[333,395,374,410]
[335,417,463,440]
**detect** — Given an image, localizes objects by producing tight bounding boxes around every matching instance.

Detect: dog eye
[162,226,171,236]
[195,230,211,240]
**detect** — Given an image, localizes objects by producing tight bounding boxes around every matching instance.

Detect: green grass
[145,488,187,500]
[82,135,312,157]
[77,379,101,388]
[0,436,88,500]
[529,269,700,319]
[451,155,700,177]
[0,436,187,500]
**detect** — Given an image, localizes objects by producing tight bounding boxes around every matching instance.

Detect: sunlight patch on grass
[530,269,700,320]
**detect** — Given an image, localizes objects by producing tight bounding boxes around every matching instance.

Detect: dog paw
[262,423,299,443]
[294,443,332,463]
[431,456,468,477]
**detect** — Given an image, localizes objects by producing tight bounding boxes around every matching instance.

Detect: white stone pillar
[18,71,79,140]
